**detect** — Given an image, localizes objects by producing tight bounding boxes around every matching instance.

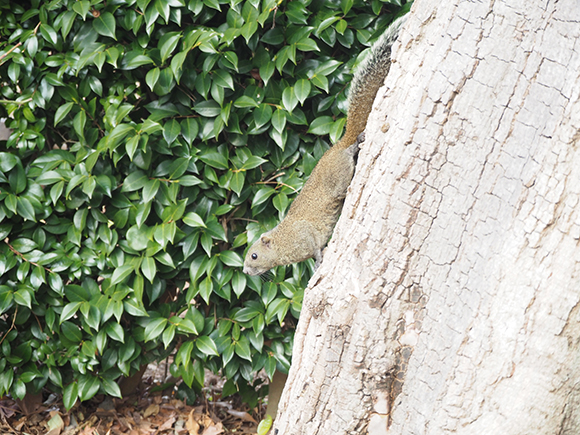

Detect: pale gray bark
[274,0,580,434]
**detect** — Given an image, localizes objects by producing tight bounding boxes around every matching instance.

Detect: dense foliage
[0,0,407,408]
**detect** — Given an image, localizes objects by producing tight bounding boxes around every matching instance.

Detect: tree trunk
[274,0,580,434]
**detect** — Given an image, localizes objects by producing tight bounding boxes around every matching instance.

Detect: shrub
[0,0,407,408]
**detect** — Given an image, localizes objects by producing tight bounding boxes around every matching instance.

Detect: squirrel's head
[243,234,277,276]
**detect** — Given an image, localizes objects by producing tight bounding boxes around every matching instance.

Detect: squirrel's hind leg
[348,132,366,157]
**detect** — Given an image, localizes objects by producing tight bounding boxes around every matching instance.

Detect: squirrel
[243,16,407,276]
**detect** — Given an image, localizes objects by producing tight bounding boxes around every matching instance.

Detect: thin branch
[5,240,53,273]
[0,307,18,347]
[0,42,21,63]
[0,98,33,105]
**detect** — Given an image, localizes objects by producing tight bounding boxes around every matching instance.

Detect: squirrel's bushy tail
[340,15,408,148]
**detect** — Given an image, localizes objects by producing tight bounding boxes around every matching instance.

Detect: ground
[0,361,263,435]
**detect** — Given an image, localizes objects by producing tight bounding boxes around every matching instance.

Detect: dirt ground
[0,361,263,435]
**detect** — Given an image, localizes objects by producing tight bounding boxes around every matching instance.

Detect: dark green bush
[0,0,407,408]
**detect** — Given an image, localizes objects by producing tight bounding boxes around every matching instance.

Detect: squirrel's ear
[260,235,272,248]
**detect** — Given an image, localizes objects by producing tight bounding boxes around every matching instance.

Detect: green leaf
[61,10,76,38]
[257,415,273,435]
[93,12,117,40]
[175,341,194,366]
[183,212,206,228]
[341,0,354,14]
[193,100,221,117]
[5,194,17,215]
[124,298,149,317]
[315,60,342,76]
[240,155,268,170]
[199,150,228,170]
[232,306,260,323]
[254,103,272,129]
[256,63,273,89]
[330,117,347,143]
[234,96,259,108]
[235,335,252,361]
[212,69,234,90]
[311,74,329,92]
[141,256,156,283]
[105,322,125,342]
[73,1,91,19]
[73,110,86,139]
[63,382,78,410]
[282,87,298,113]
[111,264,134,285]
[60,321,82,343]
[181,118,199,145]
[17,197,35,221]
[122,170,148,192]
[220,251,243,267]
[144,317,168,342]
[251,186,275,208]
[141,119,163,135]
[60,301,82,323]
[296,37,319,52]
[196,336,219,356]
[294,79,311,105]
[168,158,190,179]
[50,181,64,205]
[135,202,151,228]
[159,31,181,63]
[232,272,247,297]
[49,272,64,295]
[48,368,63,388]
[40,24,58,45]
[123,53,154,70]
[0,368,13,395]
[271,109,287,133]
[162,324,176,349]
[101,378,122,398]
[146,67,160,91]
[127,225,150,251]
[78,375,100,401]
[273,192,289,214]
[125,134,140,160]
[13,288,32,309]
[266,298,290,324]
[37,170,64,185]
[54,102,74,126]
[308,116,334,135]
[163,119,181,145]
[156,0,171,21]
[229,171,244,196]
[0,153,19,172]
[199,275,213,303]
[107,124,135,149]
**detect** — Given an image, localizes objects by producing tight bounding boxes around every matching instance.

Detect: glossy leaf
[93,12,117,40]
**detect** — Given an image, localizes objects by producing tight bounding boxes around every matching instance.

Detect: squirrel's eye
[251,253,258,260]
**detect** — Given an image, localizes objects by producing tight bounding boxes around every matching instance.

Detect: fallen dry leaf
[143,403,159,418]
[201,421,223,435]
[186,409,201,435]
[158,414,176,431]
[226,409,257,423]
[1,362,263,435]
[45,412,64,435]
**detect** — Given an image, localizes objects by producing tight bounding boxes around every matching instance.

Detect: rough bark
[274,0,580,434]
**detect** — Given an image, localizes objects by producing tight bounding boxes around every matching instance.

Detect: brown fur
[243,17,407,275]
